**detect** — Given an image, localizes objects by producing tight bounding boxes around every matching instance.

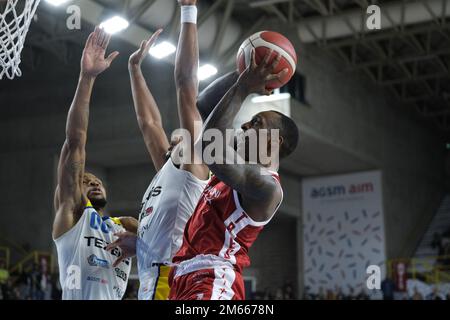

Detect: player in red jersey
[169,49,300,300]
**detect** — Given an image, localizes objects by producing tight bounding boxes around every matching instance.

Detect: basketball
[237,31,298,90]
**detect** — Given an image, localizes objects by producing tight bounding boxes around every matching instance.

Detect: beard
[89,197,107,210]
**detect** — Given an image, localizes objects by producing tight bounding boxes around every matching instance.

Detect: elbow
[65,131,86,149]
[138,117,161,132]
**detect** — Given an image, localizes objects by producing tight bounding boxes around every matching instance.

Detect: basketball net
[0,0,41,80]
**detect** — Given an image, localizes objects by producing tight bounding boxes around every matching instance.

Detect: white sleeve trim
[232,176,283,227]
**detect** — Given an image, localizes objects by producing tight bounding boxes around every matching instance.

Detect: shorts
[169,266,244,300]
[138,264,171,300]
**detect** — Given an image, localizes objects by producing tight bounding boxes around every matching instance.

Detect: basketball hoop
[0,0,41,80]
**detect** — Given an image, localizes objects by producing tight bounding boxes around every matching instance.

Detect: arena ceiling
[14,0,450,135]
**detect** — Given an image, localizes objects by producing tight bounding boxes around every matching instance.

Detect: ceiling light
[149,41,176,59]
[99,16,129,34]
[198,64,218,81]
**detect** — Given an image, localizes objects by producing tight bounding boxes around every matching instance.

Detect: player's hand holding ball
[237,49,288,96]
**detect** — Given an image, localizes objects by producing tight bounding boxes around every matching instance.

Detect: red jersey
[172,172,283,273]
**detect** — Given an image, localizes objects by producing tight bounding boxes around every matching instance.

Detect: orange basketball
[237,31,298,90]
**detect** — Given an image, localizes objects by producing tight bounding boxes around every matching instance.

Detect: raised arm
[197,71,239,121]
[53,27,119,239]
[201,50,287,221]
[129,29,170,172]
[174,0,209,179]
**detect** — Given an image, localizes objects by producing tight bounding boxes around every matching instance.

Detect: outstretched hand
[105,232,138,267]
[238,49,288,96]
[81,26,119,78]
[129,29,163,67]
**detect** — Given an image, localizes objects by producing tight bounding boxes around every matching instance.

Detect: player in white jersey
[53,27,136,300]
[106,0,239,300]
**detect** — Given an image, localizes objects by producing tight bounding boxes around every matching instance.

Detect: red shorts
[169,266,245,300]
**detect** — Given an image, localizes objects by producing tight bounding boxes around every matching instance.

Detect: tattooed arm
[202,50,287,222]
[53,27,119,239]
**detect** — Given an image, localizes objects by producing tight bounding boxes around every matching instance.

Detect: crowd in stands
[390,287,450,300]
[2,258,450,300]
[431,229,450,267]
[409,286,450,300]
[252,281,297,300]
[302,286,370,300]
[0,260,62,300]
[299,282,450,300]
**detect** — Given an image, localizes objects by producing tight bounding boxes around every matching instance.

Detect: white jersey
[137,159,208,300]
[54,201,131,300]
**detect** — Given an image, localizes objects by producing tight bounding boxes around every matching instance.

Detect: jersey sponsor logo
[148,186,162,198]
[89,211,112,234]
[86,276,109,284]
[139,203,145,222]
[203,185,221,204]
[65,265,81,290]
[224,243,239,260]
[143,186,163,203]
[114,267,128,282]
[139,186,162,222]
[84,236,131,266]
[139,206,154,223]
[87,254,109,269]
[138,220,153,238]
[113,285,124,299]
